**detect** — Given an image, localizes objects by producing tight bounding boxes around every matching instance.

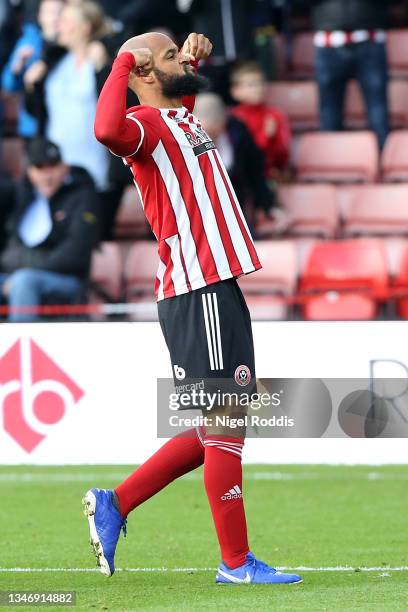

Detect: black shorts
[158,279,256,393]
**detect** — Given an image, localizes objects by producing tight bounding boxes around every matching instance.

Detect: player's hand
[121,48,154,76]
[181,33,213,62]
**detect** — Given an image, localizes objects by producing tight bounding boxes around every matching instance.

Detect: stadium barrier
[1,282,408,317]
[0,321,407,466]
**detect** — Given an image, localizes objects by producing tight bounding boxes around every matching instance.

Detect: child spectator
[195,92,289,235]
[230,61,291,180]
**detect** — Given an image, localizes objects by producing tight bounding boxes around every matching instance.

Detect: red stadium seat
[303,293,377,320]
[335,185,365,219]
[294,237,319,276]
[300,239,388,320]
[387,29,408,77]
[343,185,408,236]
[265,81,319,131]
[296,131,379,183]
[393,245,408,317]
[90,242,123,302]
[0,138,25,179]
[382,237,408,278]
[114,185,151,239]
[387,81,408,128]
[238,240,297,320]
[124,241,158,320]
[291,32,315,78]
[381,130,408,182]
[278,184,339,237]
[345,80,408,129]
[272,34,288,80]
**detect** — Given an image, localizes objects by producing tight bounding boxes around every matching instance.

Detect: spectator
[0,138,99,322]
[293,0,392,148]
[116,0,188,42]
[194,92,288,235]
[24,1,112,191]
[0,166,14,253]
[188,0,255,101]
[230,61,291,180]
[0,0,22,74]
[251,0,287,81]
[1,0,64,139]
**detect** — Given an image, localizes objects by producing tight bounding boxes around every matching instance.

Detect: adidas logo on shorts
[221,485,242,501]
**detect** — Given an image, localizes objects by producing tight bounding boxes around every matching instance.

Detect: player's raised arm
[94,48,153,157]
[180,33,213,113]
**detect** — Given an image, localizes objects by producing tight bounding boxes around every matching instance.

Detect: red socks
[115,429,250,570]
[203,435,249,568]
[115,428,204,517]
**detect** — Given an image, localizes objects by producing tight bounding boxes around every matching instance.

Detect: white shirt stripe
[165,234,189,295]
[208,150,253,271]
[132,178,145,210]
[152,140,205,289]
[125,114,145,156]
[156,259,166,301]
[213,149,255,246]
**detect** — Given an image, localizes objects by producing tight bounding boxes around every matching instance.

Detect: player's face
[27,163,68,199]
[154,43,193,78]
[152,42,208,98]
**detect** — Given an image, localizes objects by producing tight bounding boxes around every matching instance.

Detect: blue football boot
[216,552,302,585]
[83,488,127,576]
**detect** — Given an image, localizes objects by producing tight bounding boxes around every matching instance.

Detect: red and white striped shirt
[94,53,261,300]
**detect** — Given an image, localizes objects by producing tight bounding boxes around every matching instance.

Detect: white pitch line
[2,471,408,483]
[0,567,407,573]
[0,472,318,483]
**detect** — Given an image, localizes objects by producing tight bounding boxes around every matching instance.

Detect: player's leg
[83,292,209,576]
[203,409,249,569]
[197,281,302,584]
[115,426,205,517]
[204,410,301,584]
[83,427,205,576]
[200,283,252,570]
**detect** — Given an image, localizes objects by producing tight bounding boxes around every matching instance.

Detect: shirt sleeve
[94,52,144,158]
[94,53,200,156]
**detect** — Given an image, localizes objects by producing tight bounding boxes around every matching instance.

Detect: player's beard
[153,66,209,98]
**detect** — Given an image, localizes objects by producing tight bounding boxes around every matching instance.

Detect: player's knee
[203,404,247,438]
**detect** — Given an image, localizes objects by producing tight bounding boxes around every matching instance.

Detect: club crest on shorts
[234,365,251,386]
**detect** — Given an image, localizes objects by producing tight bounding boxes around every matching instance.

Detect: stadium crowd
[1,0,408,322]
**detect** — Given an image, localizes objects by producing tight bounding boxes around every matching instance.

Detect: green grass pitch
[1,464,408,611]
